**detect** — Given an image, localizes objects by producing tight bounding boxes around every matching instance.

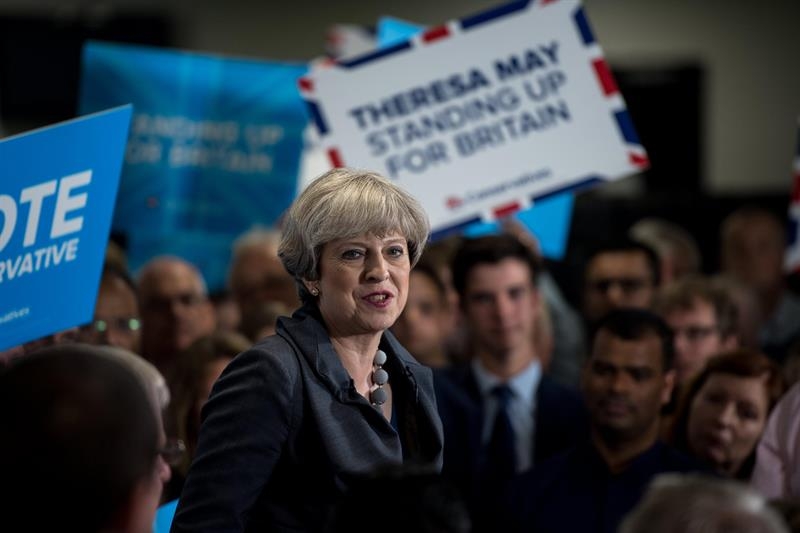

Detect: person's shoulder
[432,362,473,384]
[655,441,708,474]
[512,446,578,514]
[431,363,481,414]
[537,375,586,418]
[539,374,581,398]
[432,363,477,395]
[224,334,301,383]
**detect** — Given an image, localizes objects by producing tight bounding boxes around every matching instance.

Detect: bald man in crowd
[721,206,800,360]
[227,227,300,317]
[138,256,216,375]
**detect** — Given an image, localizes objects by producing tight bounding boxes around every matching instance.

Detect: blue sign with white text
[0,106,132,350]
[377,16,575,260]
[79,42,308,290]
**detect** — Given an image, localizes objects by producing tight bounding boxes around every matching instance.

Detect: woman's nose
[365,255,389,281]
[714,402,737,427]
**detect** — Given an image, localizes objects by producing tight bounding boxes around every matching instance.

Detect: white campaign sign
[301,0,647,234]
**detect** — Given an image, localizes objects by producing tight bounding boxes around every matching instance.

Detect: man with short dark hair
[434,235,585,531]
[582,239,661,326]
[654,276,739,385]
[515,309,700,533]
[0,344,171,532]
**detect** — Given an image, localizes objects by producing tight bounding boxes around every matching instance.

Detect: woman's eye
[737,405,759,421]
[387,246,405,257]
[342,250,364,260]
[702,392,726,406]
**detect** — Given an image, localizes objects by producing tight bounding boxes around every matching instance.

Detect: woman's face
[686,372,770,476]
[313,232,410,341]
[392,270,450,364]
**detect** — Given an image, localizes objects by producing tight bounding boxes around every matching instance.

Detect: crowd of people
[2,167,800,532]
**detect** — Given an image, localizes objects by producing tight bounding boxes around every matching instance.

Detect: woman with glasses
[78,265,142,353]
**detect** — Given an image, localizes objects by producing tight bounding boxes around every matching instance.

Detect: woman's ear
[303,280,320,297]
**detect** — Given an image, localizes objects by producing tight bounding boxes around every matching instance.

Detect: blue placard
[79,42,308,290]
[375,16,574,259]
[0,106,132,351]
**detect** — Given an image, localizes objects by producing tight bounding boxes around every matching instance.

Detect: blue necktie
[486,384,516,481]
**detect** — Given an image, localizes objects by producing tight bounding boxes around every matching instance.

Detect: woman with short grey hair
[173,168,443,532]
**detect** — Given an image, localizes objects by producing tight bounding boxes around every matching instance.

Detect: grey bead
[373,368,389,386]
[374,349,387,366]
[371,387,388,405]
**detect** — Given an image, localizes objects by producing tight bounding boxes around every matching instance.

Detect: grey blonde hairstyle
[279,168,430,304]
[619,474,788,533]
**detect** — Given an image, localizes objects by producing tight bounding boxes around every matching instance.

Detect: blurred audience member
[138,256,216,375]
[209,290,241,333]
[516,309,697,533]
[721,207,800,360]
[166,331,250,500]
[0,344,171,532]
[239,300,290,342]
[582,238,661,326]
[228,227,300,316]
[415,237,465,362]
[104,239,129,273]
[751,381,800,498]
[500,218,586,387]
[669,349,785,480]
[713,273,764,349]
[619,473,789,533]
[630,217,701,285]
[392,261,453,368]
[435,235,585,531]
[78,265,142,352]
[654,276,739,385]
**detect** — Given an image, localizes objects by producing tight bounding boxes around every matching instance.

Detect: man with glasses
[654,276,739,385]
[138,256,216,375]
[582,239,661,328]
[79,265,142,352]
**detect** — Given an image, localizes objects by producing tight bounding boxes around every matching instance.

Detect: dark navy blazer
[433,364,587,529]
[513,440,703,533]
[172,305,444,532]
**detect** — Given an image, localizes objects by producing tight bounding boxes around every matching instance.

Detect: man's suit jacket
[433,364,587,515]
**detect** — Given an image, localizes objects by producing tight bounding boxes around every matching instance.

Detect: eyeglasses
[671,325,720,342]
[83,318,141,334]
[158,438,187,467]
[587,277,651,295]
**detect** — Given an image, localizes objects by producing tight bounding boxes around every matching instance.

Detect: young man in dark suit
[433,234,586,531]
